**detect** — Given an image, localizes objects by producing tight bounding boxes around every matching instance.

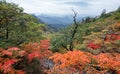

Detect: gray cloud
[64,1,91,7]
[6,0,120,16]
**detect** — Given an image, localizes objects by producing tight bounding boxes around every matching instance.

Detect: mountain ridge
[35,14,84,31]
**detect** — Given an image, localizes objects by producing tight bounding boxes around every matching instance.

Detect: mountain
[35,14,81,31]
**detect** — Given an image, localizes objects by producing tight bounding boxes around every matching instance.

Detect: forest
[0,0,120,74]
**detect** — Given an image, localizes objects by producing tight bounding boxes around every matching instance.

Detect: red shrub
[40,39,50,50]
[8,47,20,51]
[24,39,52,62]
[2,59,17,73]
[105,34,120,42]
[49,50,90,70]
[87,42,101,49]
[93,53,120,71]
[2,50,12,56]
[0,39,52,73]
[28,51,41,62]
[18,50,26,57]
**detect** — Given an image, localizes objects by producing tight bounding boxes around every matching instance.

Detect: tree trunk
[69,9,79,51]
[5,18,9,39]
[6,27,9,39]
[61,44,69,51]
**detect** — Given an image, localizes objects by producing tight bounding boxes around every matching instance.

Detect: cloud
[6,0,120,16]
[64,2,91,7]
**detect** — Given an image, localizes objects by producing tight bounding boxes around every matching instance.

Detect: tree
[69,9,79,51]
[0,1,46,48]
[0,1,23,39]
[50,10,79,51]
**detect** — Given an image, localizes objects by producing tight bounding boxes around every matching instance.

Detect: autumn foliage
[1,1,120,74]
[0,39,120,74]
[0,39,52,74]
[48,50,120,74]
[23,39,52,62]
[105,34,120,42]
[48,50,90,74]
[50,50,90,68]
[0,47,25,74]
[93,53,120,70]
[87,42,101,49]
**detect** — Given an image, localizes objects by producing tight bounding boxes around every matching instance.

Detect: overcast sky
[6,0,120,16]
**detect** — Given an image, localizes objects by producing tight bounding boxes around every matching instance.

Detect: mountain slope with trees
[50,7,120,53]
[0,0,120,74]
[0,1,49,48]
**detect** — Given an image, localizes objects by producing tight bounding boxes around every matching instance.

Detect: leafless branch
[69,9,79,51]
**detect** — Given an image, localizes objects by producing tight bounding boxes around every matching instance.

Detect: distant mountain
[32,14,44,24]
[35,14,76,31]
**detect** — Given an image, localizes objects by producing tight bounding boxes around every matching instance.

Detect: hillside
[0,1,49,48]
[75,8,120,53]
[0,1,120,74]
[50,8,120,53]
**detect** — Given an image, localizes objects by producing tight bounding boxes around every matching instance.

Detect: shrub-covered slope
[0,1,49,48]
[50,8,120,53]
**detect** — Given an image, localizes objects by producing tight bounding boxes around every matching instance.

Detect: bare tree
[69,9,79,51]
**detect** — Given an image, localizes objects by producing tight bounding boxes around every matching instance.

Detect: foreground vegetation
[0,1,120,74]
[0,40,120,74]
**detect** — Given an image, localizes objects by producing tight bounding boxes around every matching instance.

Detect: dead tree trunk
[69,9,79,51]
